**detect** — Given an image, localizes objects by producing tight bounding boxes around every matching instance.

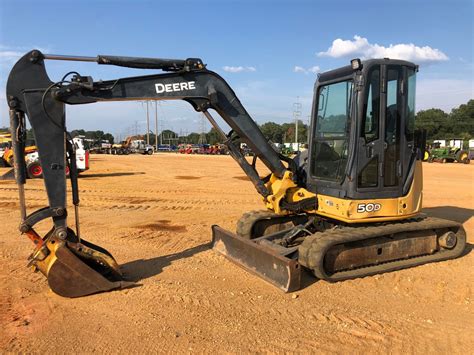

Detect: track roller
[298,217,466,282]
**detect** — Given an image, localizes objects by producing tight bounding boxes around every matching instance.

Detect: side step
[211,225,301,292]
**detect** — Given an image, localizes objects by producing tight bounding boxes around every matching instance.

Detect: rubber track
[236,210,279,238]
[298,217,467,282]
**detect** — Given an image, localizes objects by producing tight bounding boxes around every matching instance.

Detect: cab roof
[317,58,418,83]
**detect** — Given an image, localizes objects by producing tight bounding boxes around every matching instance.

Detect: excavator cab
[308,59,419,202]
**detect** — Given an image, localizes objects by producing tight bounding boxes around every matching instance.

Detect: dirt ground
[0,154,473,353]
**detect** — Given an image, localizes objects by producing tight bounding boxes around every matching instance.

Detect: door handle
[366,144,374,158]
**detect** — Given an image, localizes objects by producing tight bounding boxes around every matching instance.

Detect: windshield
[311,80,353,181]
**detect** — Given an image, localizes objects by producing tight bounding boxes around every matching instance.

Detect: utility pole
[198,114,207,144]
[293,97,302,151]
[146,101,150,145]
[154,101,158,151]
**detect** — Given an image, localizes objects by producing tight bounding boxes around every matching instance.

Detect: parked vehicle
[427,142,470,164]
[89,140,112,154]
[1,137,89,179]
[111,136,154,155]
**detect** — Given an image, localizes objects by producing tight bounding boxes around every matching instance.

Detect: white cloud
[318,35,449,64]
[294,65,320,74]
[0,45,51,62]
[0,51,23,60]
[223,66,257,73]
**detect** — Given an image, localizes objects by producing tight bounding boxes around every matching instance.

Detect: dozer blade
[0,168,15,180]
[212,225,301,292]
[32,237,133,298]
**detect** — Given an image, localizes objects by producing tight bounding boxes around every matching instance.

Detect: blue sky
[0,0,472,138]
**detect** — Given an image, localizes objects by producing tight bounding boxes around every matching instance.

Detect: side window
[361,68,380,142]
[384,67,401,187]
[311,80,353,182]
[358,67,380,189]
[406,69,416,141]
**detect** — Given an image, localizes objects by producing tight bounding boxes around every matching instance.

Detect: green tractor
[427,142,470,164]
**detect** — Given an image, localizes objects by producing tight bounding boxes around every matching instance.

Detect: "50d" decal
[357,203,381,213]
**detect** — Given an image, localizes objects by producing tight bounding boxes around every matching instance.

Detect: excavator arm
[6,50,309,296]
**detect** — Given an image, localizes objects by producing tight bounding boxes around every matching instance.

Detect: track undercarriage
[212,211,466,291]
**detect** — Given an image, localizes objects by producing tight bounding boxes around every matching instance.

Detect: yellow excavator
[6,50,466,297]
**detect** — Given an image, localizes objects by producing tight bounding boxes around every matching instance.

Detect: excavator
[6,50,466,297]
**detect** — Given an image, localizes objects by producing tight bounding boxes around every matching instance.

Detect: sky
[0,0,472,138]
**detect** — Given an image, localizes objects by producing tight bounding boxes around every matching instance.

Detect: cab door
[356,65,384,193]
[356,64,405,198]
[382,65,403,192]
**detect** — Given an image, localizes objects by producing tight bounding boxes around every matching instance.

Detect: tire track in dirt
[2,155,472,353]
[115,222,209,254]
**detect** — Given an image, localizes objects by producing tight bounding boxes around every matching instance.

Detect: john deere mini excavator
[6,51,466,297]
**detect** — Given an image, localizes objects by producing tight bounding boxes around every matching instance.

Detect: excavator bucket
[211,225,301,292]
[30,233,133,298]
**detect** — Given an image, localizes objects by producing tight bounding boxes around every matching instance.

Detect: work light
[351,58,362,70]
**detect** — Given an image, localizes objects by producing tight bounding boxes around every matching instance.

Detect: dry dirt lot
[1,154,473,353]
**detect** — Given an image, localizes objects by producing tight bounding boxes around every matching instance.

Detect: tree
[260,122,284,143]
[206,128,222,145]
[71,129,86,137]
[449,99,474,138]
[415,109,449,139]
[102,133,114,144]
[186,132,200,144]
[159,129,178,145]
[71,129,115,144]
[280,120,308,143]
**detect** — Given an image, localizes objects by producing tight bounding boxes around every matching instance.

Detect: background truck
[129,139,154,154]
[112,136,154,155]
[89,139,112,154]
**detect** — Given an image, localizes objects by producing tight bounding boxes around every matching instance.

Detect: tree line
[415,99,473,141]
[70,129,115,144]
[155,121,310,146]
[2,99,472,146]
[173,99,474,145]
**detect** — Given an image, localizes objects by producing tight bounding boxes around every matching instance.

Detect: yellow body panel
[264,161,423,223]
[264,171,299,214]
[2,145,38,166]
